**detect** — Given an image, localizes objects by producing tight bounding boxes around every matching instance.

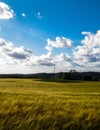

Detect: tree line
[0,71,100,81]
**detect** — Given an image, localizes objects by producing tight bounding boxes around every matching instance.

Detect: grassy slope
[0,79,100,130]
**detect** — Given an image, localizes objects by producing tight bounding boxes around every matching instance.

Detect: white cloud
[0,38,33,60]
[0,38,55,70]
[45,45,53,52]
[36,12,43,19]
[28,52,55,67]
[45,37,73,51]
[81,30,100,47]
[0,30,100,73]
[21,13,26,17]
[73,30,100,71]
[0,2,14,19]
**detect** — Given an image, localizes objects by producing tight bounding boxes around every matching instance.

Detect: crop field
[0,79,100,130]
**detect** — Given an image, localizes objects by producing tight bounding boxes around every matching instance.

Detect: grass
[0,78,100,130]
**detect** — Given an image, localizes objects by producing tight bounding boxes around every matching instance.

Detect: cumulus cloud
[82,30,100,47]
[0,38,33,60]
[73,30,100,71]
[54,53,72,63]
[0,2,14,19]
[0,37,55,69]
[0,30,100,73]
[28,52,55,67]
[45,37,73,51]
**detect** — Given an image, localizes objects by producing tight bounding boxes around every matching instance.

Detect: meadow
[0,78,100,130]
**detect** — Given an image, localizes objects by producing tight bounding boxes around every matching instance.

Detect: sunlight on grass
[0,79,100,130]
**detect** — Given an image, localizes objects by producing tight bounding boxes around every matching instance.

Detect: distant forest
[0,71,100,81]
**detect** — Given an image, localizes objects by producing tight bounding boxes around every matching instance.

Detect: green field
[0,79,100,130]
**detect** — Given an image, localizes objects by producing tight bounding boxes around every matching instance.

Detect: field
[0,79,100,130]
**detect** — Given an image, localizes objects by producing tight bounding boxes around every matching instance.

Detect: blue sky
[0,0,100,73]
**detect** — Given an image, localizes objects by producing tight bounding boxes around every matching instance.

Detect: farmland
[0,79,100,130]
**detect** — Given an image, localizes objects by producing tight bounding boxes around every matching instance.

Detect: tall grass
[0,79,100,130]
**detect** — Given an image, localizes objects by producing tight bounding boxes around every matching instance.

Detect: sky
[0,0,100,74]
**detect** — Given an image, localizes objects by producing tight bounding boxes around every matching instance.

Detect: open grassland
[0,79,100,130]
